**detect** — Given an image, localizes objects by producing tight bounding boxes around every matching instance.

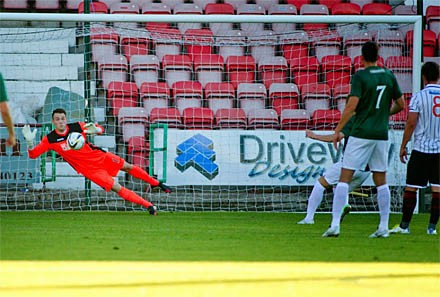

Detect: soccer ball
[67,132,85,150]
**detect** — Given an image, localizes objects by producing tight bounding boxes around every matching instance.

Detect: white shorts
[342,136,388,172]
[324,160,371,191]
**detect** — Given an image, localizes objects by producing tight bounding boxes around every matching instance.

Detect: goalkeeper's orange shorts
[82,152,125,192]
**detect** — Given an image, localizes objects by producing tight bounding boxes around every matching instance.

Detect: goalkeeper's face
[52,113,67,133]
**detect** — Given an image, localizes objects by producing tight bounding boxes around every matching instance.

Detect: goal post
[0,12,423,212]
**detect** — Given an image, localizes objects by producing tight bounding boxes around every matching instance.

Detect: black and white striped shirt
[409,84,440,153]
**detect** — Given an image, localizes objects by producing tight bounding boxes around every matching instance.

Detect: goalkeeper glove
[83,122,102,134]
[22,125,37,147]
[157,182,171,193]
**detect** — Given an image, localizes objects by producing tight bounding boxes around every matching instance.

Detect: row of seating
[98,54,415,97]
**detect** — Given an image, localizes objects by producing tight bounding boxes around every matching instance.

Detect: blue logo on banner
[175,134,219,180]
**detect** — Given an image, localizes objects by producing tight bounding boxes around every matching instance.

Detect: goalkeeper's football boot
[389,224,410,234]
[322,226,340,237]
[369,228,389,238]
[340,204,352,223]
[427,228,437,235]
[157,182,172,193]
[297,218,314,225]
[148,205,158,216]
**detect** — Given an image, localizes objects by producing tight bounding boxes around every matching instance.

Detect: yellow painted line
[0,261,439,297]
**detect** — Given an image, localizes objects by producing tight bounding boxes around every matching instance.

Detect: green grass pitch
[0,212,439,262]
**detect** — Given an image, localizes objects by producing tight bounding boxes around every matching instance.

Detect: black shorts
[406,150,440,188]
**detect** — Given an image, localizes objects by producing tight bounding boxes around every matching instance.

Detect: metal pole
[84,0,92,205]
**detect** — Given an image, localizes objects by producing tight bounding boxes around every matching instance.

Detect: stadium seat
[127,136,149,171]
[215,108,247,129]
[258,56,288,89]
[141,3,172,31]
[205,82,235,114]
[108,82,138,118]
[174,3,203,34]
[317,0,343,12]
[162,54,193,87]
[247,31,277,64]
[120,34,150,63]
[247,109,280,130]
[161,0,185,10]
[389,98,410,129]
[216,30,247,61]
[150,28,182,61]
[361,3,391,15]
[301,83,331,116]
[321,55,352,88]
[226,56,256,89]
[375,29,404,62]
[140,82,170,116]
[349,0,373,9]
[353,55,384,72]
[172,81,203,114]
[99,55,128,89]
[406,30,437,58]
[393,5,416,15]
[66,0,82,10]
[90,27,119,63]
[332,83,350,111]
[224,0,247,10]
[193,0,216,10]
[268,4,297,34]
[300,4,329,32]
[110,2,140,29]
[194,54,225,88]
[256,0,276,11]
[280,109,310,130]
[312,109,341,130]
[118,107,148,143]
[385,56,413,95]
[35,0,60,11]
[280,30,309,60]
[205,3,235,34]
[343,31,372,62]
[286,0,312,10]
[269,83,300,116]
[426,6,440,36]
[237,83,267,116]
[78,1,108,13]
[130,55,160,89]
[237,4,266,35]
[3,0,28,10]
[289,56,319,88]
[182,107,214,130]
[331,3,361,38]
[149,107,182,128]
[309,30,341,63]
[183,29,214,61]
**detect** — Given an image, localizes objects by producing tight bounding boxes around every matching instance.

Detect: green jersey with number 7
[349,66,403,140]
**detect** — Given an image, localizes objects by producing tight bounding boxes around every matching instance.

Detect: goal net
[0,11,422,212]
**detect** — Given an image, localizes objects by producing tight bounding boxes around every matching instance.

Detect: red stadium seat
[280,109,310,130]
[205,82,235,114]
[162,54,193,88]
[141,3,171,31]
[301,83,331,117]
[194,54,225,88]
[172,81,203,114]
[99,55,128,89]
[406,30,437,58]
[183,29,214,61]
[312,109,341,130]
[332,2,361,15]
[174,3,203,34]
[317,0,343,12]
[280,30,309,60]
[78,1,108,13]
[321,55,352,88]
[215,108,247,129]
[269,83,300,116]
[362,3,392,15]
[205,3,235,34]
[226,56,256,89]
[237,83,267,116]
[353,55,384,72]
[426,6,440,36]
[130,55,160,88]
[182,107,215,130]
[385,56,413,95]
[140,82,170,116]
[108,82,138,118]
[127,136,149,171]
[332,83,350,112]
[149,107,182,128]
[258,56,288,89]
[289,56,319,88]
[247,109,280,130]
[300,4,329,32]
[120,35,150,63]
[118,107,148,143]
[268,4,298,34]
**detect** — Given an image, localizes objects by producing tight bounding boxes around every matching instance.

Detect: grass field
[1,212,439,297]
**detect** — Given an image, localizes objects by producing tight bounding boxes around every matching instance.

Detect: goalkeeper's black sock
[129,165,159,186]
[400,190,417,229]
[429,192,440,226]
[118,187,153,208]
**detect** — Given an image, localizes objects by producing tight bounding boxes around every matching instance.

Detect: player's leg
[298,176,331,224]
[330,168,355,228]
[368,140,390,238]
[111,182,157,215]
[121,161,171,193]
[390,150,428,234]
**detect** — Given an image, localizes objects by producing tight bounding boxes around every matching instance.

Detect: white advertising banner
[156,129,407,186]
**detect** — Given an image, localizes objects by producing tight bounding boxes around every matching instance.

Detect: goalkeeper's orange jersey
[28,122,108,175]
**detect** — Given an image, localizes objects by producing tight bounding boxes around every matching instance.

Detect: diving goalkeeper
[22,108,171,215]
